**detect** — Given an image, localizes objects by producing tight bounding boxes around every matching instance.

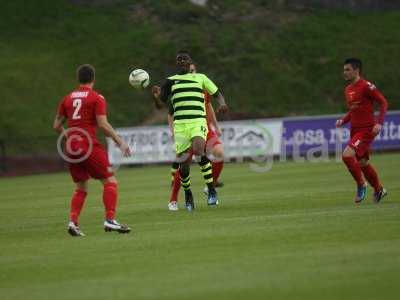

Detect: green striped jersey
[160,73,218,123]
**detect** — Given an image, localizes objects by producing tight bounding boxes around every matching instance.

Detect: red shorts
[348,127,376,160]
[67,143,113,182]
[206,129,222,149]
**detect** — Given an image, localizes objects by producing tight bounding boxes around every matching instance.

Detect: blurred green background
[1,0,399,141]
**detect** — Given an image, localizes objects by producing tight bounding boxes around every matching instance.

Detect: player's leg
[211,143,224,187]
[192,135,218,206]
[69,181,88,225]
[86,144,130,233]
[169,161,181,209]
[169,153,193,211]
[169,169,181,211]
[174,124,195,211]
[205,130,224,188]
[178,154,195,211]
[359,158,387,203]
[100,176,130,233]
[342,139,366,203]
[67,163,90,237]
[170,161,179,187]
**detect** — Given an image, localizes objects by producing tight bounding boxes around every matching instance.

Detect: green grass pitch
[1,153,399,300]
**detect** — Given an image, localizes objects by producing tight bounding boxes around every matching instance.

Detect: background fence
[108,111,400,165]
[1,111,399,176]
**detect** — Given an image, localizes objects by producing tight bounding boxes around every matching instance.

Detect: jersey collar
[350,77,363,87]
[79,85,93,90]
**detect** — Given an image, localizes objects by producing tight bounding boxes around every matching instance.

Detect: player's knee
[342,147,355,158]
[179,163,190,178]
[192,137,205,156]
[103,176,118,185]
[192,145,204,156]
[359,159,369,167]
[76,181,88,192]
[212,145,224,159]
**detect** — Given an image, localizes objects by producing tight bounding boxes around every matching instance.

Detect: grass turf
[0,152,399,299]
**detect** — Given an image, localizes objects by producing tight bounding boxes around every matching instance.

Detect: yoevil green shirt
[161,72,218,124]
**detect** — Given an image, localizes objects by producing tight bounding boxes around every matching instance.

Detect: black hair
[344,58,362,72]
[77,64,95,84]
[177,49,191,56]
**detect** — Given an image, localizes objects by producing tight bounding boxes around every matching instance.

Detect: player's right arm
[151,85,163,109]
[53,115,66,133]
[53,98,67,133]
[167,113,174,138]
[336,111,351,127]
[167,98,174,133]
[152,79,173,109]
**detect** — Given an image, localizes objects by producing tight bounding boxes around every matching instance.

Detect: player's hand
[217,104,229,114]
[152,85,161,99]
[119,141,132,157]
[372,123,382,135]
[335,119,344,128]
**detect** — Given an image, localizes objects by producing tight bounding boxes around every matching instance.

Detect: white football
[129,69,150,89]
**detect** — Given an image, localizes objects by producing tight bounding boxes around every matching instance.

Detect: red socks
[212,161,224,184]
[170,170,181,202]
[342,156,365,187]
[70,189,87,224]
[103,182,118,220]
[361,164,382,192]
[70,183,119,223]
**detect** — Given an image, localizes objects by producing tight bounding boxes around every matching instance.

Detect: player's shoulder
[195,73,208,79]
[192,73,212,84]
[65,88,78,99]
[61,90,76,104]
[167,74,179,80]
[360,78,377,90]
[90,89,106,101]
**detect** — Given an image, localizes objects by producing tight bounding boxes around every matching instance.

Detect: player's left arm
[366,82,388,134]
[202,74,228,113]
[213,90,228,113]
[206,102,222,136]
[96,95,131,157]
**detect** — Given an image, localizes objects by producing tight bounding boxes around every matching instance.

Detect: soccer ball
[129,69,150,89]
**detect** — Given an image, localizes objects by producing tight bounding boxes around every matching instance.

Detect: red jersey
[58,85,107,143]
[342,78,388,128]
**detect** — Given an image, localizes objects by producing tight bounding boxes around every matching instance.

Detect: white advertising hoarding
[107,119,283,165]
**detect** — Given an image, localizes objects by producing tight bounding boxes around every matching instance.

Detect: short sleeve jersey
[160,73,218,124]
[57,86,107,142]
